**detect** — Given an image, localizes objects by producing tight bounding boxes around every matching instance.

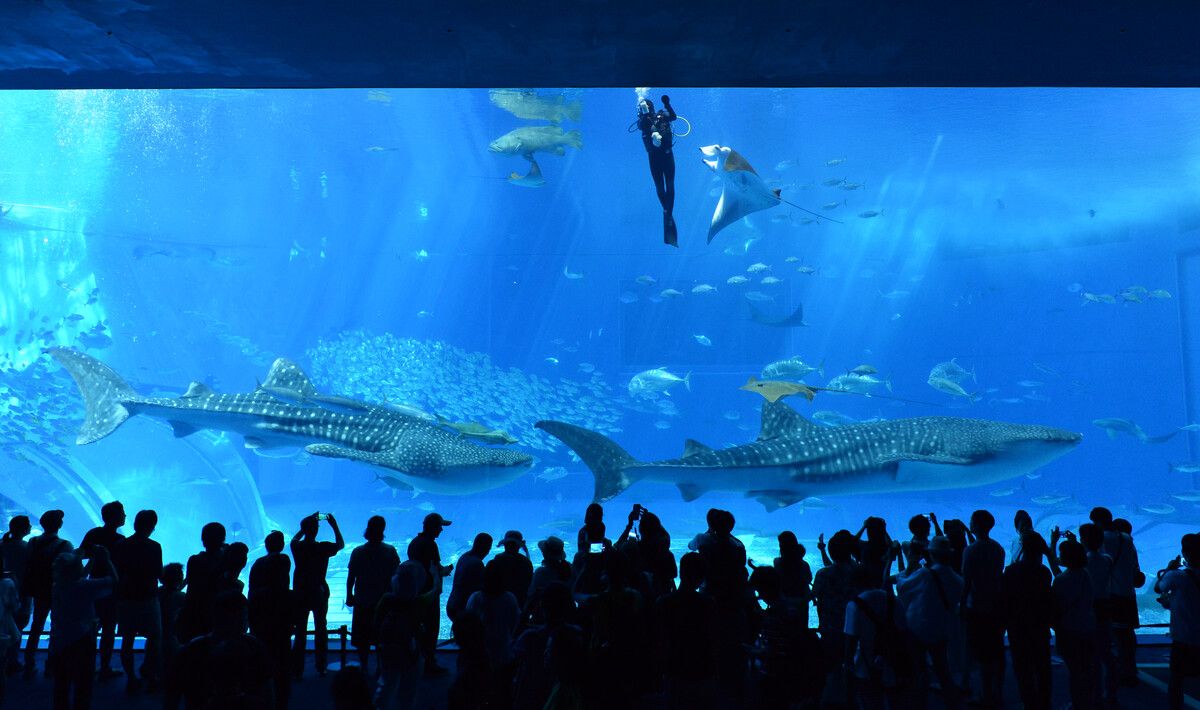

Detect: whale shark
[49,348,534,495]
[537,400,1081,510]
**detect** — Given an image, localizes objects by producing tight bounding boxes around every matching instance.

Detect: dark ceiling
[0,1,1196,89]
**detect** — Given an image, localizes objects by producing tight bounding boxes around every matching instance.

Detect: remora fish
[537,400,1080,511]
[50,348,533,494]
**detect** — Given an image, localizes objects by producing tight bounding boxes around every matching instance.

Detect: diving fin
[664,213,678,247]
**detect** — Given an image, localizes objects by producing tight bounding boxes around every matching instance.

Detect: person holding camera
[1155,533,1200,709]
[290,512,344,677]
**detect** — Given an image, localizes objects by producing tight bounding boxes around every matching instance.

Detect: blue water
[1,88,1198,631]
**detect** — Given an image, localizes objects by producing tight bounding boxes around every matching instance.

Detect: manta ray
[701,144,841,243]
[701,144,782,243]
[50,349,534,495]
[538,400,1081,511]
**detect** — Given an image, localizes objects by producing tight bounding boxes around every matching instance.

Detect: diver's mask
[651,131,662,147]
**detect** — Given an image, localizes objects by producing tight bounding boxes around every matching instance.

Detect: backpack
[851,591,912,682]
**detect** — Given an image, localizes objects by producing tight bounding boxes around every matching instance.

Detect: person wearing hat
[896,535,964,709]
[24,510,73,678]
[407,513,453,677]
[346,515,400,672]
[491,530,534,611]
[526,537,571,623]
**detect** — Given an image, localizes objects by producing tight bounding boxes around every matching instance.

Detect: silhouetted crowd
[5,499,1200,709]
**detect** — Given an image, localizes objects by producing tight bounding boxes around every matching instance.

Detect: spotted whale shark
[538,400,1081,510]
[50,348,534,495]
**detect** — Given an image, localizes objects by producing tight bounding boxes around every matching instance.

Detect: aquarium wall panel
[2,88,1199,631]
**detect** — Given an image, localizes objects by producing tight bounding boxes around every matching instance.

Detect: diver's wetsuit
[638,99,678,246]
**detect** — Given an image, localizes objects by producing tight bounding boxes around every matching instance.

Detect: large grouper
[538,400,1081,510]
[49,348,533,495]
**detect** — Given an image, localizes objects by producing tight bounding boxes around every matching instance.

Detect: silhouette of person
[158,563,186,676]
[25,509,73,678]
[656,551,719,710]
[525,536,571,625]
[248,530,292,710]
[772,531,812,621]
[636,510,677,600]
[512,581,583,710]
[812,528,859,690]
[346,515,399,671]
[1091,506,1143,687]
[179,522,227,642]
[80,500,126,681]
[962,509,1006,707]
[165,593,274,709]
[291,512,344,677]
[576,503,607,553]
[407,512,452,677]
[112,509,163,693]
[1080,522,1118,705]
[1,515,31,675]
[845,563,908,710]
[1052,539,1097,710]
[897,535,964,709]
[0,565,19,705]
[51,546,116,710]
[855,517,892,589]
[376,560,425,710]
[1003,531,1053,710]
[447,533,492,623]
[1154,532,1200,710]
[216,542,249,597]
[465,560,522,702]
[492,530,534,610]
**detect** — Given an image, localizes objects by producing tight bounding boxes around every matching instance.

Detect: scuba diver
[637,95,678,246]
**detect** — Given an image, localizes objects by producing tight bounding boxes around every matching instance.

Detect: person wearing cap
[24,509,73,678]
[290,512,344,678]
[491,530,534,610]
[407,513,453,677]
[896,535,964,709]
[346,515,400,672]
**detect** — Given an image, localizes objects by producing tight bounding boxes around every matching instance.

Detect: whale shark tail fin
[536,420,640,502]
[49,348,139,445]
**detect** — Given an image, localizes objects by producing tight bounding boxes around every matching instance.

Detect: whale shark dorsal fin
[262,358,317,398]
[682,439,713,458]
[182,381,214,399]
[758,400,817,440]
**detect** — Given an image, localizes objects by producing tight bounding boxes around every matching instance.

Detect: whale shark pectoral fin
[168,421,198,438]
[682,439,713,457]
[676,483,705,502]
[305,443,387,467]
[746,489,804,511]
[888,453,977,483]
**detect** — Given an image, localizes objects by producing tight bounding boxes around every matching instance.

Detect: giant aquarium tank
[1,88,1197,634]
